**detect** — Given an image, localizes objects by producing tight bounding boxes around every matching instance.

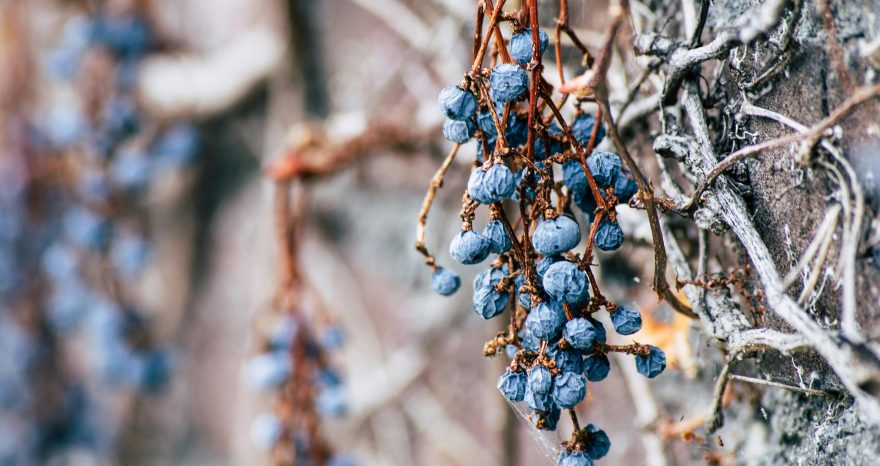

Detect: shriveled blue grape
[611,305,642,335]
[543,261,590,304]
[552,371,586,408]
[449,229,491,265]
[614,169,638,202]
[482,219,511,254]
[525,301,566,340]
[594,220,624,251]
[586,151,621,188]
[553,349,584,374]
[556,451,594,466]
[509,28,549,64]
[489,64,528,103]
[584,424,611,459]
[563,318,596,352]
[431,267,461,296]
[571,113,606,146]
[533,216,581,256]
[473,266,509,319]
[526,365,554,411]
[438,85,477,120]
[636,346,666,378]
[467,164,516,204]
[497,368,526,402]
[442,117,476,143]
[583,354,611,382]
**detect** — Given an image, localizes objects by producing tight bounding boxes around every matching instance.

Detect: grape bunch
[0,3,197,463]
[421,10,666,466]
[243,183,355,466]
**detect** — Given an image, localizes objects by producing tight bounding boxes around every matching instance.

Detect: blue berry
[583,354,611,381]
[587,151,621,188]
[614,169,638,202]
[556,451,594,466]
[250,413,284,450]
[536,255,562,278]
[443,117,477,143]
[504,111,529,147]
[563,318,596,352]
[316,386,347,417]
[489,64,529,104]
[473,266,509,319]
[92,14,153,57]
[509,28,549,64]
[584,424,611,459]
[244,352,292,390]
[534,124,565,161]
[63,206,110,250]
[591,318,607,344]
[594,220,624,251]
[431,267,461,296]
[140,348,172,392]
[320,326,346,350]
[611,305,642,335]
[563,160,588,197]
[110,148,153,192]
[525,365,554,411]
[553,349,584,374]
[525,301,566,340]
[505,344,519,359]
[497,368,527,402]
[520,328,541,352]
[438,85,477,120]
[531,403,561,430]
[571,113,606,146]
[467,164,517,204]
[636,346,666,378]
[552,371,586,408]
[542,261,590,304]
[477,108,498,138]
[476,134,496,164]
[111,232,151,277]
[152,123,201,167]
[450,229,492,264]
[532,216,581,256]
[482,219,511,254]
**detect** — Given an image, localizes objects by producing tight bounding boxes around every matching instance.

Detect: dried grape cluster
[419,3,666,464]
[0,3,196,463]
[244,180,355,466]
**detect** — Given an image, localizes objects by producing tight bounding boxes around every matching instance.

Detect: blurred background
[0,1,733,465]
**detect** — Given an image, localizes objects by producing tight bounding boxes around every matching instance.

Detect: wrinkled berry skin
[468,164,517,204]
[563,318,596,351]
[543,261,590,304]
[509,28,549,64]
[431,267,461,296]
[571,113,606,146]
[489,64,529,103]
[442,117,476,143]
[563,160,588,196]
[636,345,666,378]
[587,151,622,188]
[533,216,581,256]
[520,328,541,352]
[582,354,611,381]
[525,301,566,340]
[536,255,561,278]
[553,349,584,374]
[556,451,594,466]
[614,169,638,202]
[611,305,642,335]
[473,267,509,319]
[525,365,554,411]
[584,424,611,459]
[497,368,527,402]
[552,371,586,408]
[450,229,492,265]
[594,220,624,251]
[483,219,512,254]
[504,111,529,147]
[438,85,477,120]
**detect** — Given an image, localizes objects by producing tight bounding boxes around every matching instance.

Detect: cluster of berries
[425,23,666,465]
[244,315,354,466]
[0,5,196,463]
